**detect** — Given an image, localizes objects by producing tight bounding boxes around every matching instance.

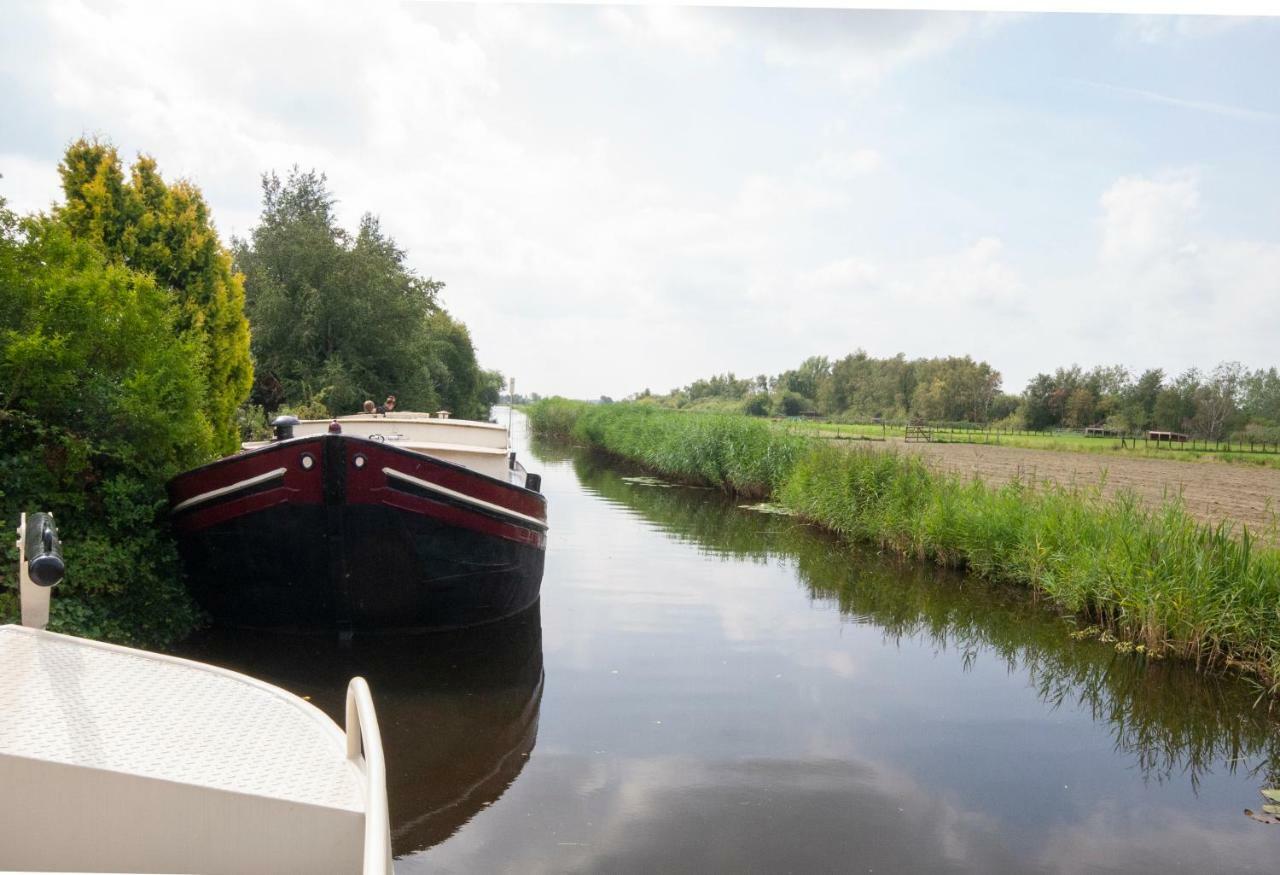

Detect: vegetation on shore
[1,141,499,645]
[1,143,236,645]
[636,351,1280,445]
[528,398,1280,692]
[235,168,501,423]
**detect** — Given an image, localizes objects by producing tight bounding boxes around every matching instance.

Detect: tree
[1242,368,1280,424]
[1120,368,1164,432]
[235,168,494,420]
[57,140,252,454]
[0,205,208,644]
[1022,373,1058,430]
[1153,369,1200,432]
[1064,387,1097,428]
[1192,361,1246,440]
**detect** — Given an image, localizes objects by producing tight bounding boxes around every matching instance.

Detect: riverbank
[527,399,1280,693]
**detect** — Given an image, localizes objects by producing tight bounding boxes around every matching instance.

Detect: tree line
[0,140,499,643]
[637,352,1008,424]
[236,168,501,427]
[637,352,1280,441]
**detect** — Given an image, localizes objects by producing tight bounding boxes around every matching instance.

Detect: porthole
[353,454,367,469]
[299,453,316,471]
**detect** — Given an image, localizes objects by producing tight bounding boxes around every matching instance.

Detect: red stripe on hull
[376,488,546,549]
[168,435,547,548]
[344,440,545,521]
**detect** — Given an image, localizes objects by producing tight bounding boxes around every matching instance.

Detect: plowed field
[891,440,1280,537]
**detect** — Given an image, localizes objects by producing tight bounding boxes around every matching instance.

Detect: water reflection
[175,603,543,856]
[567,449,1280,791]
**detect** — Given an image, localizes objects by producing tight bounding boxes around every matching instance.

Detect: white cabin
[248,412,520,483]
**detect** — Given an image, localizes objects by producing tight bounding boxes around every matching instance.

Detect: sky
[2,2,1278,400]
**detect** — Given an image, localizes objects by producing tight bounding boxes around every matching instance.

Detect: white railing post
[346,677,393,874]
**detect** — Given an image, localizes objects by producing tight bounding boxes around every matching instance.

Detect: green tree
[0,204,207,644]
[236,169,494,420]
[1243,368,1280,424]
[57,140,252,454]
[1153,369,1200,433]
[1120,368,1164,432]
[1064,387,1097,427]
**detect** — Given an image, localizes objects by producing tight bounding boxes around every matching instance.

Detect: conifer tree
[57,140,252,454]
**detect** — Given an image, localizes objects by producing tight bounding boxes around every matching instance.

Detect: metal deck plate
[0,626,362,811]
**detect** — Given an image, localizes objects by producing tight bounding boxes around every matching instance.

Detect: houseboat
[167,411,547,634]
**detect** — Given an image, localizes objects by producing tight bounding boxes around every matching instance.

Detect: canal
[179,413,1280,872]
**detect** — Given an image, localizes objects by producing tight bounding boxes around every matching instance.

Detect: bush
[526,397,589,438]
[0,211,210,646]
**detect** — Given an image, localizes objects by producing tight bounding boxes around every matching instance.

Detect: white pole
[507,377,515,438]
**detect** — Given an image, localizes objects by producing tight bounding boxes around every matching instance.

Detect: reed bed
[527,399,1280,690]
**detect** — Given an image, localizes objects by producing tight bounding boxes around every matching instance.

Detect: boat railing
[347,676,393,874]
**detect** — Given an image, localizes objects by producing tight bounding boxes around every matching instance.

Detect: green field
[779,420,1280,469]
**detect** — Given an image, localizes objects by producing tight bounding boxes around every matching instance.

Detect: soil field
[883,438,1280,537]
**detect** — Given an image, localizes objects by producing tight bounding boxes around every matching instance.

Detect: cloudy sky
[2,3,1278,399]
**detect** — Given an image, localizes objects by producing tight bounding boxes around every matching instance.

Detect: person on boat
[362,400,376,414]
[384,395,396,415]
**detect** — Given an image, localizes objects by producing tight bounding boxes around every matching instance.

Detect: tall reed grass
[527,399,1280,689]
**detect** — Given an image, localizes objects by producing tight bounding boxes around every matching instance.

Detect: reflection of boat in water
[176,601,544,856]
[167,413,547,633]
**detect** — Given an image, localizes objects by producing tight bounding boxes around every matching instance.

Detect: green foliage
[57,140,253,454]
[0,207,207,645]
[649,349,1277,439]
[235,402,274,441]
[526,397,590,439]
[780,444,1280,689]
[740,392,771,417]
[532,401,808,499]
[235,168,494,420]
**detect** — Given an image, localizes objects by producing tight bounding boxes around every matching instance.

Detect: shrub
[0,211,209,646]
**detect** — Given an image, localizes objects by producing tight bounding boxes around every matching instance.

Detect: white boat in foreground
[0,512,392,874]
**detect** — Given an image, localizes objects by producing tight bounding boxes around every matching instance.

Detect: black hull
[180,503,545,632]
[170,435,547,633]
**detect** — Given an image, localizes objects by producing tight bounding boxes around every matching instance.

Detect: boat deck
[0,625,381,874]
[0,625,362,809]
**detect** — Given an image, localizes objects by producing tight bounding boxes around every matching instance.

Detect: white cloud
[749,9,997,87]
[1125,14,1247,45]
[2,4,1276,400]
[813,148,883,179]
[1098,171,1200,267]
[0,154,62,214]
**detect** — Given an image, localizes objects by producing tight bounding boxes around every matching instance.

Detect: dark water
[177,413,1280,873]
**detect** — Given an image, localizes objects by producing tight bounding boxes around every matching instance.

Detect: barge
[167,412,547,633]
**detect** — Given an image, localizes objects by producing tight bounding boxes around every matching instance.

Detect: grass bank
[528,399,1280,692]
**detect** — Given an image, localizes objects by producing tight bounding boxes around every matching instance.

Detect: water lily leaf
[1264,804,1280,816]
[1261,788,1280,803]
